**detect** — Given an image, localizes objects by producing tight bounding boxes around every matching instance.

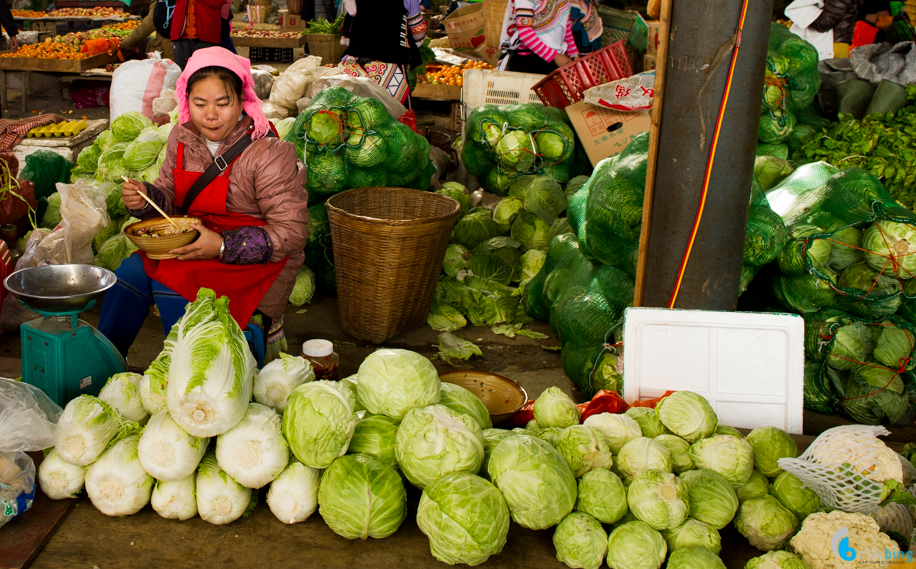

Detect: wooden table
[0,53,114,113]
[228,35,306,49]
[13,16,138,22]
[412,82,462,130]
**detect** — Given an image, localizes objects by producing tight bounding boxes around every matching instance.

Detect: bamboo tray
[229,35,306,48]
[0,52,113,72]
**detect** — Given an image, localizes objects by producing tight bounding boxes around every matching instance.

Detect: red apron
[141,141,289,326]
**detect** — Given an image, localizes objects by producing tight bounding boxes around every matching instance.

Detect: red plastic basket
[532,40,633,110]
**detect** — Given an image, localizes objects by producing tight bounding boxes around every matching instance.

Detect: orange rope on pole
[668,0,752,309]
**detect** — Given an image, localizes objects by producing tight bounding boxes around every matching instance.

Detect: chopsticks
[122,176,179,229]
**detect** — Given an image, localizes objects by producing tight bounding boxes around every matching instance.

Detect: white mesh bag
[778,425,916,514]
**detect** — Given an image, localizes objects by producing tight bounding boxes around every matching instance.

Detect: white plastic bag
[262,101,289,121]
[268,56,325,111]
[251,69,277,101]
[0,451,36,529]
[110,53,182,122]
[152,88,178,117]
[16,179,110,270]
[583,72,656,112]
[0,378,63,453]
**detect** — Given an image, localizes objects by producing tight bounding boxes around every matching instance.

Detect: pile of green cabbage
[428,177,582,336]
[462,103,586,195]
[42,331,835,568]
[285,87,435,196]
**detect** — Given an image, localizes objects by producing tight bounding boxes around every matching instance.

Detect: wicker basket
[482,0,508,48]
[306,33,346,65]
[326,187,461,343]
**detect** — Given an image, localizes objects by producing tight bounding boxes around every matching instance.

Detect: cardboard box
[443,3,486,53]
[646,21,660,56]
[566,101,652,167]
[643,53,657,71]
[280,11,307,30]
[474,43,502,67]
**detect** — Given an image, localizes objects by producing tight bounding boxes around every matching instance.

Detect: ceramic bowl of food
[124,216,201,260]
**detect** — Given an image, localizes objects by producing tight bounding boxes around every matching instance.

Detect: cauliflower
[789,511,900,568]
[807,426,903,483]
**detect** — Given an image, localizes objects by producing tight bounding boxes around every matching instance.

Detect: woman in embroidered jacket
[506,0,579,74]
[97,47,308,364]
[340,0,427,105]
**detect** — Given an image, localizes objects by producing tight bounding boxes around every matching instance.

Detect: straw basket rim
[325,187,462,228]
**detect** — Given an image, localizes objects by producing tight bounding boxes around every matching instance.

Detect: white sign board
[623,308,805,434]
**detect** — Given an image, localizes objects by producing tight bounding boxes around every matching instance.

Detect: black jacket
[809,0,863,44]
[0,0,18,39]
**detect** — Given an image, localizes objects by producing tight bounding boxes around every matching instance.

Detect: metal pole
[635,0,773,310]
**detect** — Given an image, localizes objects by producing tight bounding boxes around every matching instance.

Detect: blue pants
[97,254,189,357]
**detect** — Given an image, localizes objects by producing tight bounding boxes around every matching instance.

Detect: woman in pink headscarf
[99,47,308,364]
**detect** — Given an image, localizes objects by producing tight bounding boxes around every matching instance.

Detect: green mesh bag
[567,186,589,234]
[22,150,73,202]
[307,204,331,249]
[759,25,820,145]
[766,163,916,319]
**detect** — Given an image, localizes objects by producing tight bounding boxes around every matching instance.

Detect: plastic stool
[243,324,266,369]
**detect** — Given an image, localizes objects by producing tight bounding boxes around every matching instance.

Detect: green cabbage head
[626,470,690,530]
[661,519,721,555]
[826,321,874,371]
[736,469,770,503]
[552,425,613,478]
[480,428,514,480]
[745,551,808,569]
[769,471,823,522]
[532,386,580,428]
[656,391,718,442]
[688,435,755,487]
[605,521,667,569]
[863,220,916,278]
[317,454,407,539]
[496,130,536,173]
[746,427,797,477]
[356,349,441,421]
[666,545,726,569]
[347,413,400,469]
[552,512,607,569]
[616,437,673,482]
[282,380,356,469]
[654,434,695,474]
[288,266,316,307]
[417,472,509,566]
[575,468,628,525]
[874,324,915,370]
[438,382,492,430]
[678,468,739,530]
[487,435,577,530]
[734,495,799,551]
[395,405,484,489]
[582,412,642,453]
[625,407,670,438]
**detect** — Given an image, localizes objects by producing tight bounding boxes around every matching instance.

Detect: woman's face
[188,75,243,143]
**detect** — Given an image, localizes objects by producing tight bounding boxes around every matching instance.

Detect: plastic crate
[531,40,633,109]
[248,46,294,63]
[459,68,543,132]
[597,6,648,53]
[26,20,56,34]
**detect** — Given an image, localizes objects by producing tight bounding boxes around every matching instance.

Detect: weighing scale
[4,264,126,407]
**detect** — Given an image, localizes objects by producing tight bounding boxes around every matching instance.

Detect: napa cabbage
[252,353,315,413]
[216,403,289,489]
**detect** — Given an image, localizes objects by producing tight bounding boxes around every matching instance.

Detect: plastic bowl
[125,216,201,260]
[439,370,528,426]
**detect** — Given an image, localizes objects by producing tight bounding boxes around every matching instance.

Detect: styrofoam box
[622,308,805,434]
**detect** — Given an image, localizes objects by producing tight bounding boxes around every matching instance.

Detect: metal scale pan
[4,264,126,406]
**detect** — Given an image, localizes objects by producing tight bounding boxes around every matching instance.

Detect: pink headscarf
[175,47,270,140]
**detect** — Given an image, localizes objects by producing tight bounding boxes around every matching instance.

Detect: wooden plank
[0,53,113,73]
[412,82,462,101]
[0,452,76,569]
[633,0,672,307]
[229,35,306,48]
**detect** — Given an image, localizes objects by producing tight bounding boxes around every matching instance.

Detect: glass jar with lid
[301,339,339,381]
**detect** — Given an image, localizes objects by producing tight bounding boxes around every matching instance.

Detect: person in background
[569,0,602,54]
[170,0,225,68]
[99,47,308,363]
[808,0,862,46]
[0,0,18,51]
[220,0,236,54]
[340,0,426,106]
[505,0,578,74]
[120,10,175,60]
[314,0,336,20]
